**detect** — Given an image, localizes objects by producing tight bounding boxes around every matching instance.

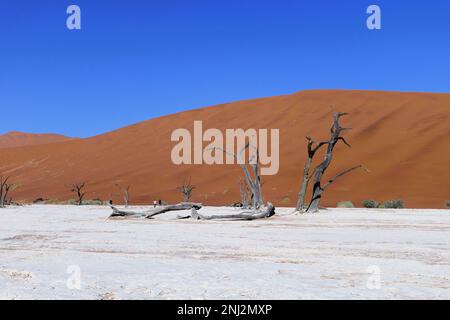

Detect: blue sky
[1,0,449,137]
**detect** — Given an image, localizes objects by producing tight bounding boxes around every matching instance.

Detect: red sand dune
[0,90,449,208]
[0,131,73,149]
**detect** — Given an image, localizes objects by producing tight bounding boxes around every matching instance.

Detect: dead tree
[305,112,366,213]
[295,136,330,213]
[245,145,264,209]
[214,143,264,209]
[67,182,87,206]
[179,178,195,202]
[115,184,131,207]
[0,176,13,208]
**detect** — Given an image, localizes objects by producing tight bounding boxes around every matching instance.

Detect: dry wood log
[189,203,275,221]
[109,202,202,219]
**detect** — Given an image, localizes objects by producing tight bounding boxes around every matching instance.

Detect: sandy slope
[0,205,449,300]
[0,90,449,208]
[0,131,72,149]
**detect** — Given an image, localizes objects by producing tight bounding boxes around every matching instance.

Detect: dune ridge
[0,131,73,149]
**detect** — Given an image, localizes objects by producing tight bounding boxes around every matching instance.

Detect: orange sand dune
[0,90,449,208]
[0,131,73,149]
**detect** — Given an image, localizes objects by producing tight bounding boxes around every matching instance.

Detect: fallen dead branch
[109,202,202,219]
[187,203,275,221]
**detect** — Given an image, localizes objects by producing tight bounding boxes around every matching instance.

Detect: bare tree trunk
[237,145,263,209]
[306,182,324,213]
[306,112,362,213]
[3,184,12,206]
[0,176,11,208]
[115,184,131,207]
[239,178,252,208]
[124,188,130,207]
[295,137,330,213]
[77,189,84,205]
[215,143,264,209]
[295,170,310,212]
[249,149,264,208]
[306,117,341,213]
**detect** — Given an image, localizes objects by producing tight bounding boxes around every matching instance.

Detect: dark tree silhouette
[67,182,87,206]
[0,176,13,208]
[179,178,195,202]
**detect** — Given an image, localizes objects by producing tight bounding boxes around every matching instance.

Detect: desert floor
[0,205,449,300]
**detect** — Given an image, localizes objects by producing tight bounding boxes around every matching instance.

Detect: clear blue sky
[1,0,449,137]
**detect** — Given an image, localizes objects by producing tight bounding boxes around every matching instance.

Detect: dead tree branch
[322,165,369,191]
[109,202,202,219]
[189,203,275,221]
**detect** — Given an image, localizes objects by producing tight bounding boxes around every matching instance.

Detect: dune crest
[0,131,73,149]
